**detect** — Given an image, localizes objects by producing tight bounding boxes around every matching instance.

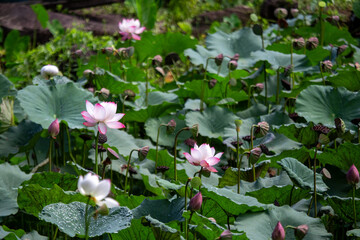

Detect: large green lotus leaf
[234,205,332,240]
[143,216,183,240]
[296,85,360,131]
[237,103,268,119]
[185,106,238,139]
[321,165,353,198]
[275,123,318,147]
[347,229,360,237]
[93,69,139,94]
[0,120,42,158]
[0,74,15,104]
[326,196,360,223]
[22,172,78,191]
[17,81,97,129]
[132,198,185,223]
[246,185,311,206]
[258,146,311,168]
[20,230,47,240]
[105,128,154,157]
[201,184,268,216]
[39,201,132,237]
[0,163,32,217]
[124,103,180,123]
[277,158,329,193]
[0,226,22,240]
[185,28,263,75]
[18,184,88,217]
[201,199,229,225]
[145,115,192,147]
[327,65,360,91]
[112,219,155,240]
[317,142,360,171]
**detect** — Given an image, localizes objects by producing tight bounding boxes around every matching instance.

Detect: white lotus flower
[183,143,223,172]
[41,64,59,79]
[118,18,145,41]
[77,173,119,208]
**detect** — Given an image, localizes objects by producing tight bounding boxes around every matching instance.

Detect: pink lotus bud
[274,8,288,19]
[48,119,60,139]
[215,54,224,66]
[138,146,150,161]
[219,229,232,239]
[293,37,305,50]
[306,37,319,50]
[152,55,163,67]
[254,83,264,94]
[41,65,59,79]
[291,8,299,18]
[208,79,217,89]
[248,147,262,164]
[321,60,333,73]
[228,60,238,71]
[83,69,94,78]
[295,224,309,240]
[189,192,202,211]
[231,53,239,61]
[166,119,176,134]
[346,164,359,185]
[272,221,285,240]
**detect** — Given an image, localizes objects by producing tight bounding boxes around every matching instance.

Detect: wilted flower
[228,60,238,71]
[337,44,347,55]
[291,8,299,18]
[255,121,270,137]
[294,224,309,240]
[188,192,202,211]
[346,164,360,185]
[215,54,224,66]
[183,143,223,172]
[254,83,264,94]
[101,47,115,56]
[242,135,255,142]
[306,37,319,50]
[138,146,149,161]
[48,119,60,139]
[231,53,240,61]
[272,221,285,240]
[208,79,217,89]
[99,88,110,99]
[118,18,145,41]
[41,64,59,79]
[166,119,176,134]
[334,117,345,134]
[312,125,330,134]
[82,101,125,135]
[190,124,199,138]
[98,133,108,144]
[123,89,136,101]
[283,64,293,77]
[274,8,288,19]
[293,37,305,50]
[260,144,271,155]
[77,173,119,208]
[321,60,333,73]
[248,147,262,164]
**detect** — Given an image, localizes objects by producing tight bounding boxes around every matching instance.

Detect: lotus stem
[200,58,211,112]
[250,125,256,150]
[155,124,167,174]
[95,131,99,175]
[124,149,137,195]
[52,227,58,240]
[48,138,53,172]
[264,62,268,108]
[289,185,295,206]
[237,155,244,194]
[145,67,149,106]
[313,147,318,217]
[252,163,256,182]
[84,196,91,240]
[174,127,190,181]
[65,124,76,163]
[320,63,326,85]
[276,68,280,104]
[353,185,357,228]
[82,141,87,167]
[186,211,194,240]
[290,42,294,88]
[319,6,324,47]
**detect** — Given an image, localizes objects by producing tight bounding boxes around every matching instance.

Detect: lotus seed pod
[274,8,288,19]
[107,148,120,160]
[98,133,108,144]
[208,79,217,89]
[254,83,264,94]
[294,224,309,240]
[252,24,263,36]
[272,221,285,240]
[152,55,163,67]
[293,37,305,50]
[219,229,232,240]
[166,119,177,134]
[188,192,202,211]
[235,119,243,132]
[48,119,60,139]
[321,60,333,73]
[41,64,59,79]
[306,37,319,50]
[138,146,150,161]
[190,177,202,188]
[334,117,345,134]
[318,1,326,8]
[337,44,347,55]
[228,60,238,71]
[291,8,299,18]
[250,13,258,22]
[248,147,262,164]
[215,53,224,66]
[346,164,359,185]
[255,121,270,137]
[156,166,170,173]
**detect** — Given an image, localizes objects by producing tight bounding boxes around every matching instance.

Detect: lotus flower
[48,119,60,139]
[81,101,125,135]
[346,164,360,185]
[118,18,145,41]
[41,64,59,79]
[78,173,119,208]
[189,192,202,211]
[272,221,285,240]
[183,143,223,172]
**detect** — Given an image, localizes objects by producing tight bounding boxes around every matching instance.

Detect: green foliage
[128,0,158,30]
[30,4,49,29]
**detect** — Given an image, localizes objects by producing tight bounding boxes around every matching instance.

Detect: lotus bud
[125,46,135,58]
[208,79,217,89]
[291,8,299,18]
[208,217,216,223]
[283,64,293,77]
[166,119,177,134]
[123,89,136,101]
[188,192,202,211]
[255,121,270,137]
[191,124,199,138]
[346,164,360,185]
[320,168,331,179]
[48,119,60,139]
[138,146,149,161]
[152,55,163,67]
[102,47,114,56]
[254,83,264,94]
[235,119,243,132]
[156,166,170,173]
[98,133,108,144]
[229,78,237,86]
[337,44,347,55]
[191,177,202,188]
[228,60,238,71]
[293,37,305,50]
[219,229,232,240]
[96,203,109,216]
[321,60,333,73]
[231,53,240,61]
[272,221,285,240]
[252,24,263,36]
[274,8,288,19]
[41,64,59,79]
[249,147,262,164]
[107,148,120,160]
[83,69,94,78]
[215,54,224,66]
[306,37,319,50]
[334,117,345,134]
[100,88,110,99]
[294,224,309,240]
[184,138,197,147]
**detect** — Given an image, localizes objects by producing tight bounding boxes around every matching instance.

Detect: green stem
[84,196,91,240]
[252,163,256,182]
[174,127,190,181]
[319,7,324,47]
[200,58,211,112]
[186,211,194,240]
[52,227,58,240]
[125,149,136,195]
[145,68,149,106]
[65,124,76,163]
[320,63,326,85]
[155,124,167,174]
[250,125,256,150]
[290,42,294,88]
[237,155,244,194]
[49,139,53,172]
[184,179,191,211]
[236,130,240,169]
[82,141,87,167]
[313,147,318,217]
[353,185,357,228]
[95,131,99,175]
[264,62,268,107]
[289,185,295,206]
[276,68,280,104]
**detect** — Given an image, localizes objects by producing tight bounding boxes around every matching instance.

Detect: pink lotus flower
[48,119,60,139]
[81,101,125,135]
[272,221,285,240]
[183,143,223,172]
[118,18,145,41]
[189,192,202,211]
